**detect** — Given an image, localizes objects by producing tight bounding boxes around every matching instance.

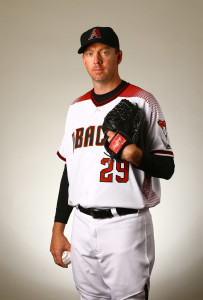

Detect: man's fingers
[52,246,71,268]
[49,229,71,268]
[106,130,116,142]
[53,253,68,268]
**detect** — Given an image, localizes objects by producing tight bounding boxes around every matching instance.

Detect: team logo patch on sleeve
[158,120,167,137]
[88,28,101,40]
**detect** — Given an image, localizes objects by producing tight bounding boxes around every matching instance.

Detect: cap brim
[78,40,117,54]
[78,46,85,54]
[78,41,101,54]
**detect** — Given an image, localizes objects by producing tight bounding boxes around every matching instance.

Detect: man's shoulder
[121,83,155,102]
[71,90,92,105]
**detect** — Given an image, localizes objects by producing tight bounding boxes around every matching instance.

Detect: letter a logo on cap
[88,28,101,40]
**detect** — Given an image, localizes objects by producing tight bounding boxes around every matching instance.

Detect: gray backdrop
[0,0,202,299]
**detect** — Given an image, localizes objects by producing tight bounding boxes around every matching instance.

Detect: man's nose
[94,53,102,64]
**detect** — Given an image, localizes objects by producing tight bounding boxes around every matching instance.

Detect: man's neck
[93,76,122,95]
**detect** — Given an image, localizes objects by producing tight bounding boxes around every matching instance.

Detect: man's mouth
[93,68,103,72]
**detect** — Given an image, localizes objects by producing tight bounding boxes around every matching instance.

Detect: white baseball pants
[71,207,155,300]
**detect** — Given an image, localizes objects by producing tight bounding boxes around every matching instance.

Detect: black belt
[78,205,138,219]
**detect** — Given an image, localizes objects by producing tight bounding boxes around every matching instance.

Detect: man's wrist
[52,222,66,235]
[122,144,143,167]
[130,145,143,167]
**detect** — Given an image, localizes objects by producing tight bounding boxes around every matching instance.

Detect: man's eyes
[101,51,109,55]
[85,50,109,56]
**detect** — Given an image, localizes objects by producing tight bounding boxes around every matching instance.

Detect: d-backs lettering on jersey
[74,125,105,149]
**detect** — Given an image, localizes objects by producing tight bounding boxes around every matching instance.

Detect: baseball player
[50,26,175,300]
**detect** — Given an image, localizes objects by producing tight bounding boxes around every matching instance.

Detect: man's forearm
[121,143,175,179]
[52,222,66,235]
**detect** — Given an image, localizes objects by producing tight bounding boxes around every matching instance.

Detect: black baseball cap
[78,26,120,54]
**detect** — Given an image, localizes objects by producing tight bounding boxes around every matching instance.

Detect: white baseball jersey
[57,82,174,209]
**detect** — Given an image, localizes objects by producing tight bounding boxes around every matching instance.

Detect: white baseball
[62,251,71,265]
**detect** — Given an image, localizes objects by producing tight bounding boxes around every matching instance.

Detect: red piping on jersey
[120,84,157,111]
[71,82,130,107]
[91,82,130,107]
[72,91,92,105]
[57,151,66,162]
[119,84,142,97]
[151,150,174,156]
[71,83,162,112]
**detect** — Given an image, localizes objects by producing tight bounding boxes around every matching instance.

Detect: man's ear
[82,54,87,68]
[117,50,122,65]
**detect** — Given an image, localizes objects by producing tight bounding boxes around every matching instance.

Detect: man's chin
[92,76,107,82]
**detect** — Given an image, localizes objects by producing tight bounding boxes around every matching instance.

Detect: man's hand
[106,131,143,167]
[50,222,71,268]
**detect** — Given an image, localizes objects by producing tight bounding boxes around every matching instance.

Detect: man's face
[82,43,122,83]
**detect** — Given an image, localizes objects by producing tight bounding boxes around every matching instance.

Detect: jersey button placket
[94,107,101,122]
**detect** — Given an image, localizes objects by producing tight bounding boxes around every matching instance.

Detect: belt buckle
[90,208,113,219]
[90,208,98,219]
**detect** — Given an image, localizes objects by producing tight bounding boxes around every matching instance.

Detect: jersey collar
[91,80,129,107]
